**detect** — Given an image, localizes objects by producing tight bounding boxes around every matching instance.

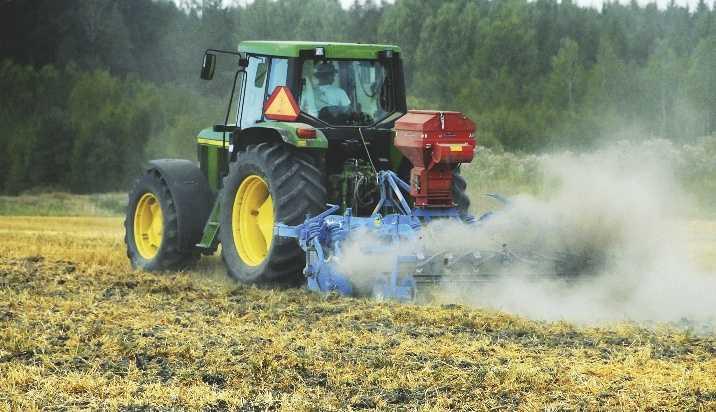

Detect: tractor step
[196,196,222,252]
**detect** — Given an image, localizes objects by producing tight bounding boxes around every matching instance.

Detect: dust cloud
[338,140,716,327]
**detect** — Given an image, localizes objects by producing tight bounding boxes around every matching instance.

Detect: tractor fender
[234,122,328,152]
[146,159,213,253]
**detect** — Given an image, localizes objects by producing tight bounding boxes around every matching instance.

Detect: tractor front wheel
[218,143,326,285]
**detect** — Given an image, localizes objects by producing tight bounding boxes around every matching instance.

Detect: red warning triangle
[264,86,300,121]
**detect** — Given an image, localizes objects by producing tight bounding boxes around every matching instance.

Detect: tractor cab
[233,41,406,129]
[198,42,408,201]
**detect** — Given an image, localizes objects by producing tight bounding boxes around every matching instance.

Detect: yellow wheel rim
[232,175,274,266]
[133,193,163,260]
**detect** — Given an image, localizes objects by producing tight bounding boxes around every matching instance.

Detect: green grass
[0,192,125,217]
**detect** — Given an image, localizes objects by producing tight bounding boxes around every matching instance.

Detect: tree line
[0,0,714,193]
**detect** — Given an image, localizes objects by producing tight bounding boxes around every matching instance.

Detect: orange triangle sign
[264,86,300,121]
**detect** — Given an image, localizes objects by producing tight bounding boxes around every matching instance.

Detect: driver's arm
[337,88,350,106]
[300,82,318,117]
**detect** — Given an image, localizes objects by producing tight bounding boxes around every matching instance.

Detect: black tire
[125,169,199,271]
[219,143,326,284]
[452,170,471,216]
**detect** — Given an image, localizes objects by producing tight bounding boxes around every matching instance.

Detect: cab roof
[238,41,401,59]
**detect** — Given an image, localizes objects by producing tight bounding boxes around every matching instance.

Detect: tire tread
[220,143,326,284]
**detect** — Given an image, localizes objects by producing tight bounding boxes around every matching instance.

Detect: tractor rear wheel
[124,169,199,270]
[218,143,326,284]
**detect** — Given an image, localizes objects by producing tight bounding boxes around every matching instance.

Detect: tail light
[296,128,316,139]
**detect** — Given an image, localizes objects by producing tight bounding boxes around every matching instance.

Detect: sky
[215,0,711,9]
[574,0,708,8]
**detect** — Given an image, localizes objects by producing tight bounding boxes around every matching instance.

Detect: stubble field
[1,211,715,410]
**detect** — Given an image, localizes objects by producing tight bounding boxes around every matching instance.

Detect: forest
[1,0,714,193]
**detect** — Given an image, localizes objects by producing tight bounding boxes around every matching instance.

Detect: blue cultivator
[276,110,591,301]
[274,169,588,301]
[274,110,519,301]
[275,170,473,301]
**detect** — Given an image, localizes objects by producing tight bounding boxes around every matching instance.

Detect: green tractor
[124,41,470,284]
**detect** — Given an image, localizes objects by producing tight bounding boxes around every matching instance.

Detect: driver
[312,62,350,112]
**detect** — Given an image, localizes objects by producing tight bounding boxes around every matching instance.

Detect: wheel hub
[134,193,163,259]
[233,175,274,266]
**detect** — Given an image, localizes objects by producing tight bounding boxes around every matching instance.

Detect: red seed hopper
[394,110,477,207]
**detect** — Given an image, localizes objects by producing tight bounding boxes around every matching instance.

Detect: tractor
[124,41,473,291]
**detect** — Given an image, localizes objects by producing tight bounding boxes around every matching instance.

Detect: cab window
[266,58,288,98]
[239,55,267,128]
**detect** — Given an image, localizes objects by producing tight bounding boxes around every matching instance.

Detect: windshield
[299,59,391,126]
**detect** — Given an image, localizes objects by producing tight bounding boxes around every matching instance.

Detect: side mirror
[200,53,216,80]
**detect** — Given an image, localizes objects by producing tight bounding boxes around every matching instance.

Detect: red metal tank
[394,110,476,207]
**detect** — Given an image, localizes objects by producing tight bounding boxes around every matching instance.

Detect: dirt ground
[1,216,715,410]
